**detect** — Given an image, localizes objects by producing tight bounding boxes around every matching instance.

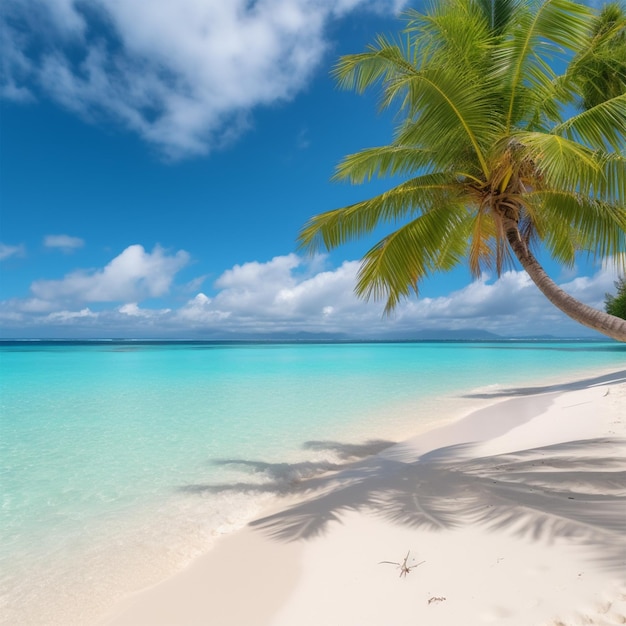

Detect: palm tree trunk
[503,217,626,342]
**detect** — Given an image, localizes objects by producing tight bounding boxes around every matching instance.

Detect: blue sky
[0,0,620,339]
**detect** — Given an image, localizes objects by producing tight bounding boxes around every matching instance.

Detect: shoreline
[100,366,626,626]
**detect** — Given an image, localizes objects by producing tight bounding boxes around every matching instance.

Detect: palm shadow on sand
[463,369,626,399]
[180,370,626,572]
[181,434,626,573]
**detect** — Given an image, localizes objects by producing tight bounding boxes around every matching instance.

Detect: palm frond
[525,190,626,263]
[297,174,461,254]
[501,0,592,130]
[468,206,498,277]
[332,35,419,106]
[566,2,626,110]
[355,204,470,312]
[405,0,494,80]
[389,67,503,176]
[515,131,605,197]
[524,72,574,130]
[335,19,502,176]
[554,93,626,152]
[601,153,626,205]
[474,0,524,36]
[332,146,434,184]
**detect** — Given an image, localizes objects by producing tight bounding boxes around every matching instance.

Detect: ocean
[1,340,624,624]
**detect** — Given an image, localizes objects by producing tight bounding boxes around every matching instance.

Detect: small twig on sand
[428,596,446,605]
[379,551,425,577]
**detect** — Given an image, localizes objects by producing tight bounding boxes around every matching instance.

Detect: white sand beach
[101,369,626,626]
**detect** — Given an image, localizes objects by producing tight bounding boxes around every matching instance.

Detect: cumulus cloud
[177,255,365,331]
[178,293,232,325]
[45,308,97,322]
[166,256,625,337]
[559,257,624,311]
[392,272,554,336]
[2,0,407,158]
[0,243,26,260]
[44,234,85,252]
[30,244,189,304]
[118,302,171,318]
[0,252,622,338]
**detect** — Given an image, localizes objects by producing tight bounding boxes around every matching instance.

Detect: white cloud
[0,243,26,260]
[2,0,407,158]
[392,272,553,335]
[1,252,623,338]
[119,302,171,318]
[216,254,301,290]
[30,244,189,304]
[171,257,621,337]
[13,298,59,314]
[44,234,85,252]
[403,272,537,321]
[45,308,97,322]
[179,256,365,331]
[178,293,232,324]
[559,257,623,311]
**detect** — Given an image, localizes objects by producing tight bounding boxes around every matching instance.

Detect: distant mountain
[390,328,503,341]
[507,334,607,341]
[213,331,352,341]
[211,329,505,342]
[186,328,504,342]
[507,334,560,340]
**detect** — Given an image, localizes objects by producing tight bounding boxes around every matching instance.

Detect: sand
[100,368,626,626]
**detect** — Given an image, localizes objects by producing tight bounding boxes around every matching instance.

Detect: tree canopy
[605,276,626,319]
[299,0,626,340]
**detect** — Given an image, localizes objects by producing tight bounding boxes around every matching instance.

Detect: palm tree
[299,0,626,341]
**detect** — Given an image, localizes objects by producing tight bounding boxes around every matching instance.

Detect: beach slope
[102,371,626,626]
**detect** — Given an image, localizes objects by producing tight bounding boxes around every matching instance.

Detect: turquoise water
[1,340,624,624]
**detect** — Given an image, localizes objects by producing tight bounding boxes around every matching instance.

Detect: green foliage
[605,276,626,319]
[570,3,626,110]
[298,0,626,314]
